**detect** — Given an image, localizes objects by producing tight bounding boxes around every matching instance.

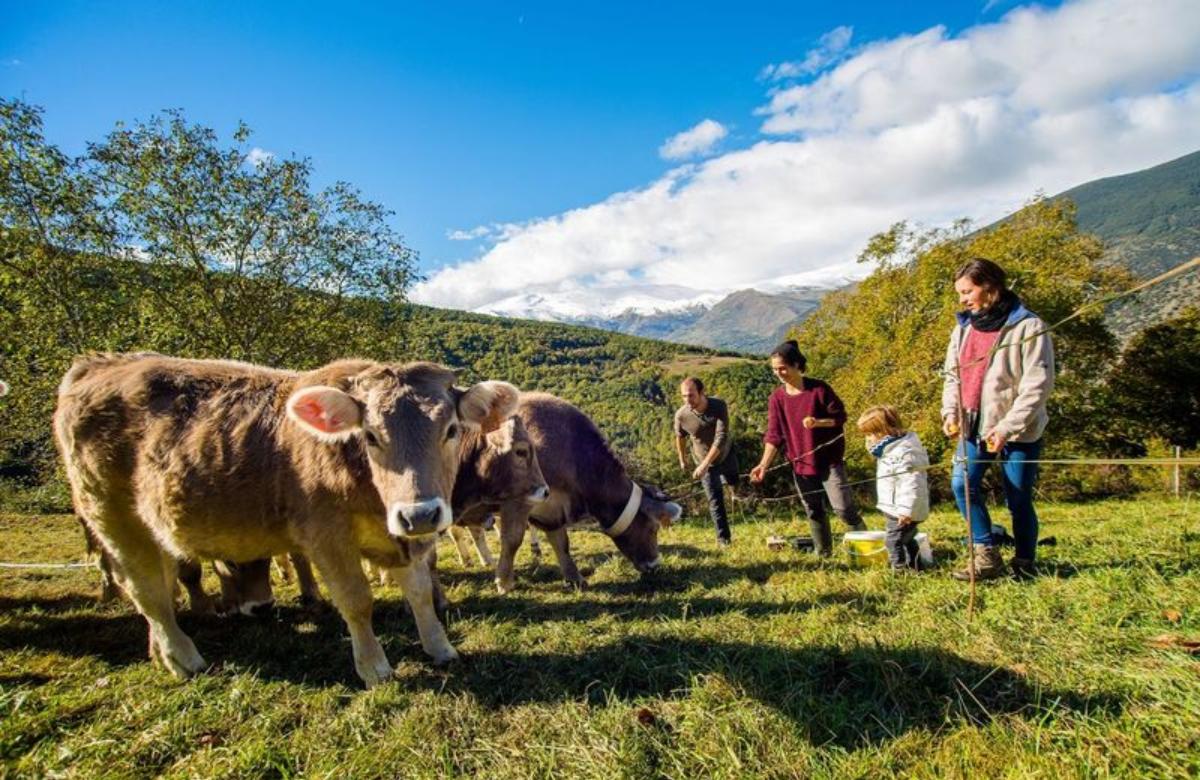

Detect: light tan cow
[54,352,518,687]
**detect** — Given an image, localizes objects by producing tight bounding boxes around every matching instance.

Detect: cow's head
[286,361,520,537]
[468,415,549,506]
[607,482,681,574]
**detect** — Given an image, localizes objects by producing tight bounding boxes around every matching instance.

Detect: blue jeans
[951,437,1042,560]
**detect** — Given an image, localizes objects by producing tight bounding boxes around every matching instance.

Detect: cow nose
[639,556,663,573]
[527,485,550,503]
[389,499,450,537]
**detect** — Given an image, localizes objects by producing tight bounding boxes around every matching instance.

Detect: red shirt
[763,378,848,477]
[959,327,1002,411]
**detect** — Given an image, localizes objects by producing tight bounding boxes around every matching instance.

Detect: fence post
[1175,446,1182,498]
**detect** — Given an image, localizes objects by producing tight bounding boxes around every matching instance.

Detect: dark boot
[846,520,868,533]
[1010,557,1039,581]
[952,545,1006,581]
[807,517,833,557]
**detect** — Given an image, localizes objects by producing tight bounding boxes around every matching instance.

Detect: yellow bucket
[844,530,934,568]
[844,531,888,568]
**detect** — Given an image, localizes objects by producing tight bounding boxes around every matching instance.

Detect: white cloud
[414,0,1200,316]
[659,119,728,160]
[760,26,853,81]
[446,225,495,241]
[245,147,275,167]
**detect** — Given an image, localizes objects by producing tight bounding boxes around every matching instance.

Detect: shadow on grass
[1,600,1122,750]
[418,638,1122,750]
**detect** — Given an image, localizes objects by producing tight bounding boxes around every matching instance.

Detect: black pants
[700,454,739,542]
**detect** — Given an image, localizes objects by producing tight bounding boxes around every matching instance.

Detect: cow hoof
[157,640,207,679]
[494,577,516,595]
[430,646,459,666]
[357,660,395,688]
[563,578,587,591]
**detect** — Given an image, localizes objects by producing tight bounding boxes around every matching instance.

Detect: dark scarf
[966,289,1019,332]
[869,433,904,458]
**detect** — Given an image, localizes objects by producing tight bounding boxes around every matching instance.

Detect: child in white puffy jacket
[857,406,930,571]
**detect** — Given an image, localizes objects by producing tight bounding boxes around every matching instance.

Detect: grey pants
[883,512,921,569]
[792,463,864,556]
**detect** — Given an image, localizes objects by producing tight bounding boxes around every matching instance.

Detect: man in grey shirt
[674,377,739,546]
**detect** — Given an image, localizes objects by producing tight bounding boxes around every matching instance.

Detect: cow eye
[364,430,381,448]
[446,423,459,441]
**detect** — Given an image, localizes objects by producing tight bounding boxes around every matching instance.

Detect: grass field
[2,498,1198,778]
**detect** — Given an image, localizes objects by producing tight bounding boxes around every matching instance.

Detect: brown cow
[227,414,550,609]
[54,352,519,687]
[493,392,682,593]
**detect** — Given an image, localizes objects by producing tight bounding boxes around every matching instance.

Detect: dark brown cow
[54,352,519,687]
[493,392,682,593]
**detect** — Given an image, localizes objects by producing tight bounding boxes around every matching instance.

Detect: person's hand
[985,431,1007,453]
[692,464,708,480]
[749,465,766,483]
[897,515,915,529]
[942,416,959,437]
[802,416,817,429]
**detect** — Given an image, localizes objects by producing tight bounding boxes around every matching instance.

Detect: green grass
[2,498,1198,778]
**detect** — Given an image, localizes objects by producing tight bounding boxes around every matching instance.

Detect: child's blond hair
[856,405,906,438]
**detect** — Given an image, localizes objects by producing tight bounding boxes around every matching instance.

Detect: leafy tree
[88,109,419,365]
[1109,306,1200,449]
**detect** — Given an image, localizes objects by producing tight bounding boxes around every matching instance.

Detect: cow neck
[602,480,642,538]
[451,431,487,511]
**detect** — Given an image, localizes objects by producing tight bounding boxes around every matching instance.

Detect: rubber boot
[808,517,833,557]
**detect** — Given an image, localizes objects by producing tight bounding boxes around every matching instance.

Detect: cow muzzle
[526,485,550,503]
[637,555,663,574]
[388,498,452,537]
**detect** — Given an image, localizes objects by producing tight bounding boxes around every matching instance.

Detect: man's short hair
[681,376,704,394]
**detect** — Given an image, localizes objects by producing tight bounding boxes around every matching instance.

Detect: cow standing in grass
[492,392,682,593]
[54,352,518,687]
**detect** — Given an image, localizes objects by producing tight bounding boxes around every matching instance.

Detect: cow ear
[286,385,363,442]
[485,417,516,452]
[458,381,520,431]
[646,498,682,528]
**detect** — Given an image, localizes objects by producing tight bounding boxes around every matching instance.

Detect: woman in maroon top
[750,340,865,555]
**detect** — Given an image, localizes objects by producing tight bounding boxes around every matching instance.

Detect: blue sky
[4,1,1199,318]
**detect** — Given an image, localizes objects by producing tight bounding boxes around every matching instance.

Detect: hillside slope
[1055,150,1200,336]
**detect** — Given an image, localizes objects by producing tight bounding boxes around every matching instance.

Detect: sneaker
[766,535,787,551]
[952,545,1007,581]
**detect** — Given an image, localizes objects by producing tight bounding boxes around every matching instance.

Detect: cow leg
[448,525,477,567]
[305,542,393,687]
[87,514,206,678]
[79,517,121,602]
[178,559,216,614]
[495,504,530,594]
[290,553,321,604]
[544,526,586,590]
[469,526,495,568]
[425,544,450,623]
[394,554,458,666]
[527,527,543,566]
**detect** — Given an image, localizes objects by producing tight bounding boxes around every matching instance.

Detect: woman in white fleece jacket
[858,406,929,571]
